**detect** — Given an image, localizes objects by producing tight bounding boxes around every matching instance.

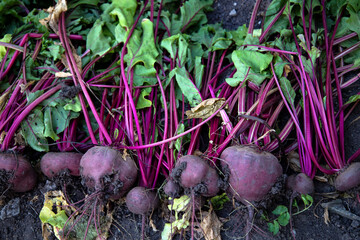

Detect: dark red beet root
[334,162,360,191]
[80,146,137,199]
[126,186,159,215]
[173,155,209,188]
[41,152,83,178]
[0,153,37,192]
[170,155,220,197]
[164,179,181,198]
[220,145,282,202]
[202,167,220,197]
[286,173,314,194]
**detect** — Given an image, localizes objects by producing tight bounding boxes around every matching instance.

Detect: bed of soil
[1,1,360,240]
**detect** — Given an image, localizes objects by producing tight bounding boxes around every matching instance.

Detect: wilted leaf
[200,206,222,240]
[40,0,68,33]
[210,193,230,210]
[20,81,35,93]
[162,195,191,240]
[55,72,73,78]
[314,175,328,182]
[186,98,226,119]
[0,91,10,112]
[39,190,75,240]
[323,206,330,225]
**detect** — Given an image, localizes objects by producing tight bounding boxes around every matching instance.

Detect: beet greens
[0,0,360,238]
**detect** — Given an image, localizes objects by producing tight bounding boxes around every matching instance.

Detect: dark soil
[1,1,360,240]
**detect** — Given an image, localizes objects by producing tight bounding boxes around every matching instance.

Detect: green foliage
[124,18,159,68]
[21,91,80,152]
[293,194,314,215]
[161,33,189,67]
[267,205,290,235]
[266,194,313,235]
[210,193,230,210]
[191,23,232,55]
[170,0,213,35]
[169,67,202,107]
[226,49,273,87]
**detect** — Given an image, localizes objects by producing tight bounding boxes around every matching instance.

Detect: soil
[1,1,360,240]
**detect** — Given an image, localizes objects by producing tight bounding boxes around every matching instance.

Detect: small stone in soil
[0,198,20,220]
[229,9,237,16]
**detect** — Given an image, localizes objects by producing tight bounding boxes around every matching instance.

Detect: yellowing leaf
[40,0,68,33]
[39,191,75,240]
[185,98,226,119]
[200,206,222,240]
[55,72,73,77]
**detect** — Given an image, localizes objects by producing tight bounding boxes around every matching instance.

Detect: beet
[170,155,220,197]
[334,162,360,191]
[80,146,137,199]
[220,145,282,202]
[164,179,181,198]
[286,173,314,195]
[126,186,159,215]
[0,153,37,192]
[172,155,209,188]
[40,152,83,178]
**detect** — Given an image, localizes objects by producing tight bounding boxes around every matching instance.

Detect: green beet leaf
[86,19,113,57]
[272,205,288,215]
[170,0,213,35]
[194,56,204,89]
[44,107,59,141]
[169,67,202,107]
[268,220,280,235]
[136,87,152,109]
[279,77,296,106]
[124,18,159,69]
[232,49,273,73]
[132,65,158,86]
[191,23,232,54]
[161,33,189,67]
[21,107,49,152]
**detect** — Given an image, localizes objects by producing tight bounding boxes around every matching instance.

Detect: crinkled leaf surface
[161,33,189,66]
[124,18,159,68]
[191,23,232,53]
[132,65,158,86]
